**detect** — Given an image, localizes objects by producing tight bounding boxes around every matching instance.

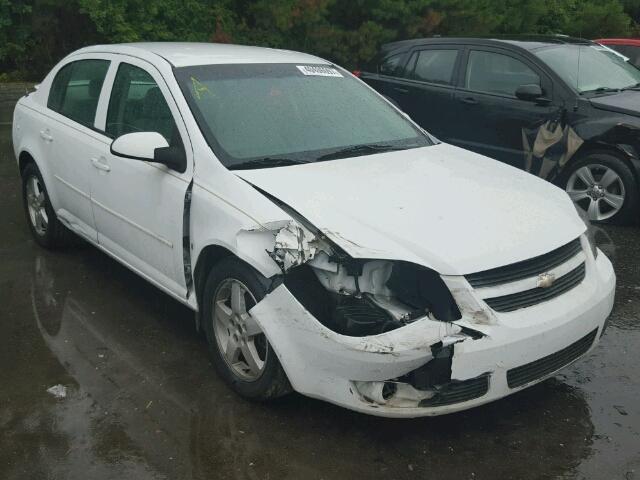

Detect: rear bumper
[250,250,615,418]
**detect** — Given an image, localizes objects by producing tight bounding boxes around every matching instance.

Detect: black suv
[361,36,640,224]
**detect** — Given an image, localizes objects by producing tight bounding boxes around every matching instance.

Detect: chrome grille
[465,238,582,288]
[484,263,586,313]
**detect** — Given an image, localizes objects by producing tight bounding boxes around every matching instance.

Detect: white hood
[235,143,585,275]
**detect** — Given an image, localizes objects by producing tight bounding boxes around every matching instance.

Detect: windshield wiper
[580,87,621,95]
[316,143,411,162]
[622,82,640,91]
[229,157,311,170]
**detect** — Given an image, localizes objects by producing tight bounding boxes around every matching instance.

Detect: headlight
[574,206,598,259]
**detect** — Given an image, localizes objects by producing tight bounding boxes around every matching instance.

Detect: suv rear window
[379,54,404,76]
[407,49,458,85]
[47,59,110,128]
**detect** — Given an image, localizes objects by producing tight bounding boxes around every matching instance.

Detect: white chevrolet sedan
[13,43,615,417]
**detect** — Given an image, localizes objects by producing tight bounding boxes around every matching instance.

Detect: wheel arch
[16,145,60,209]
[192,243,281,322]
[18,150,36,176]
[193,244,235,314]
[557,141,640,188]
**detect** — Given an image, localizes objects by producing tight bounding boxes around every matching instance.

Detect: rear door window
[465,50,540,97]
[379,54,404,76]
[406,49,459,85]
[106,62,178,145]
[47,59,110,128]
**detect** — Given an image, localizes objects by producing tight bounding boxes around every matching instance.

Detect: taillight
[352,69,361,78]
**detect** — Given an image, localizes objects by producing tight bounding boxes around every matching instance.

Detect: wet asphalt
[1,89,639,480]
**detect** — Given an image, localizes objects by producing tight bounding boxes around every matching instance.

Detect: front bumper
[250,250,615,418]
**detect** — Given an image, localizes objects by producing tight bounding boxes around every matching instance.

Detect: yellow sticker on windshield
[191,77,211,99]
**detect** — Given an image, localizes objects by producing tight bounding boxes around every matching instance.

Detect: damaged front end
[249,219,488,414]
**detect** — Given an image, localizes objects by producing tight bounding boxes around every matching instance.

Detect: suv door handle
[459,96,478,105]
[393,86,409,93]
[91,157,111,172]
[39,129,53,142]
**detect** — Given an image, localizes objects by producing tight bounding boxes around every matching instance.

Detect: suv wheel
[202,258,291,400]
[563,153,638,224]
[21,163,75,248]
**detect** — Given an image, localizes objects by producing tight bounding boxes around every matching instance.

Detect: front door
[388,46,462,141]
[451,48,559,169]
[90,59,192,298]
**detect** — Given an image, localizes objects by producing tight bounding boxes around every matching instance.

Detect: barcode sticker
[296,65,343,77]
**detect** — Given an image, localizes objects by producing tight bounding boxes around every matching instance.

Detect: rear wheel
[202,258,290,400]
[563,153,639,224]
[21,162,74,248]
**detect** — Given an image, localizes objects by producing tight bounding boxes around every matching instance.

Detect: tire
[202,257,291,401]
[562,152,639,225]
[21,162,75,248]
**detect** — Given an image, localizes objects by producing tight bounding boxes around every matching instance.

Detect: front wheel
[202,258,291,401]
[563,153,639,224]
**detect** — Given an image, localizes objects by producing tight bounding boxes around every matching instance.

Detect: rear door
[44,56,112,241]
[387,46,462,140]
[451,47,558,169]
[90,58,193,299]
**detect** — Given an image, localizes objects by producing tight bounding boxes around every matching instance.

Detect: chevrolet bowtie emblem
[537,272,556,289]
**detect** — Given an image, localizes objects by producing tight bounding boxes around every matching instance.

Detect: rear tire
[562,152,639,225]
[202,257,291,401]
[21,162,75,248]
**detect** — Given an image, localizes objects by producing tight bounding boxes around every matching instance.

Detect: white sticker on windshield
[297,65,343,77]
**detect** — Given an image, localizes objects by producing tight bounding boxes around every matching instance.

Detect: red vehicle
[596,38,640,67]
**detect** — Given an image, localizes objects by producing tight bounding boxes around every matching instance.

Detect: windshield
[535,44,640,94]
[174,63,431,168]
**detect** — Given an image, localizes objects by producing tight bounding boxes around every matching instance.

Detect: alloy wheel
[212,278,267,381]
[566,164,625,221]
[26,175,48,235]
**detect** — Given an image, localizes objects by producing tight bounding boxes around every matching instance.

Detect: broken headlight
[285,254,461,336]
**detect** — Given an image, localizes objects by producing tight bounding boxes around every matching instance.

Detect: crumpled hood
[235,143,585,275]
[589,90,640,117]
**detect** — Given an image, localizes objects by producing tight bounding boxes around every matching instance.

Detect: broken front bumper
[250,252,615,418]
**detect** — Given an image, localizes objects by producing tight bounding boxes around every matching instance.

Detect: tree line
[1,0,639,81]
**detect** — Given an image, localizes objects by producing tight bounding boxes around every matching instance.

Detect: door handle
[393,86,410,94]
[459,96,478,105]
[39,129,53,142]
[91,157,111,172]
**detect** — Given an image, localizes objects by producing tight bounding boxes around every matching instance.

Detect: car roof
[381,35,594,53]
[596,38,640,47]
[74,42,328,67]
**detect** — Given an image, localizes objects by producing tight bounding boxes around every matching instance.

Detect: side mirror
[110,132,186,173]
[515,84,546,102]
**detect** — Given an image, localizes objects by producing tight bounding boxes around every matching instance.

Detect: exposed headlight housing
[284,254,461,337]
